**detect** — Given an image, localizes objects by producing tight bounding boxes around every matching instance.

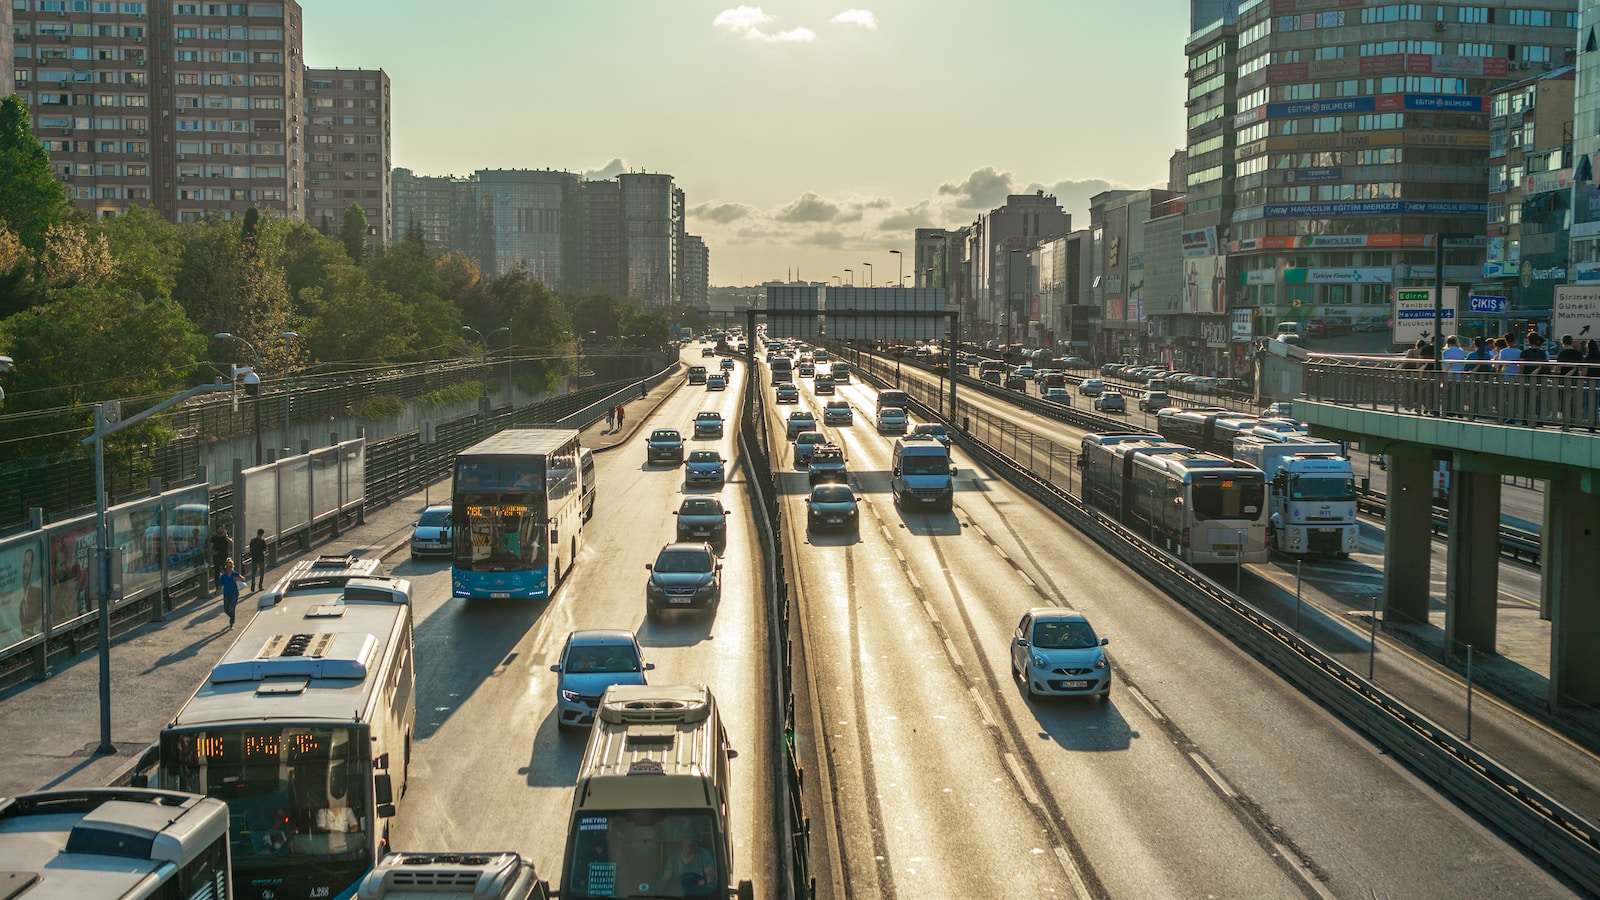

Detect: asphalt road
[765,354,1577,899]
[388,351,775,896]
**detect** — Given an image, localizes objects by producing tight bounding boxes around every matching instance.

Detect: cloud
[775,192,843,223]
[582,158,628,180]
[714,6,816,42]
[936,166,1017,210]
[877,201,935,231]
[690,201,758,224]
[831,9,878,28]
[798,229,848,248]
[712,6,773,30]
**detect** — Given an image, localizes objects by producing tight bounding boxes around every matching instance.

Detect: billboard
[822,287,945,342]
[1183,255,1228,314]
[0,538,46,651]
[765,285,822,340]
[1392,287,1457,345]
[1180,227,1218,258]
[1552,286,1600,342]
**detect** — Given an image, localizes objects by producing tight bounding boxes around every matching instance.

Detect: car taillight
[1181,528,1190,547]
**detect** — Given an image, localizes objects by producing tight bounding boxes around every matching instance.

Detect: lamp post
[890,249,903,287]
[214,332,263,466]
[1433,232,1477,367]
[280,331,299,455]
[831,276,841,286]
[844,268,853,287]
[863,262,873,289]
[489,326,511,396]
[460,325,489,387]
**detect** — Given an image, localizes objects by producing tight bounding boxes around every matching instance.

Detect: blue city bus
[452,428,586,600]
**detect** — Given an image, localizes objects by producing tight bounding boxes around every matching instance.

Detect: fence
[1304,355,1600,431]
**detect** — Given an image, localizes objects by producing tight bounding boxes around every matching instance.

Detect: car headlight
[1094,656,1108,670]
[1032,654,1048,670]
[560,689,581,702]
[647,581,665,596]
[696,582,717,595]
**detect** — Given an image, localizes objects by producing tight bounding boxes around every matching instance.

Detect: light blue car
[551,630,652,731]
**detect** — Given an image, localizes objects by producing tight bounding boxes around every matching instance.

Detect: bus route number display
[466,504,528,517]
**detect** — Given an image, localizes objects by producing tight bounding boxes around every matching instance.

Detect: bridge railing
[1304,354,1600,431]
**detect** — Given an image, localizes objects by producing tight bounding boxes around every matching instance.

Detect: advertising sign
[0,538,46,651]
[1264,200,1487,218]
[1285,167,1343,183]
[48,520,97,628]
[1183,255,1228,314]
[1232,309,1255,340]
[1181,227,1218,258]
[1524,168,1574,195]
[1392,287,1457,345]
[1552,285,1600,341]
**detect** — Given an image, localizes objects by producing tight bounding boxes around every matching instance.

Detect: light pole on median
[844,268,853,287]
[489,326,511,396]
[890,249,903,287]
[863,262,873,290]
[214,333,263,466]
[280,331,299,454]
[460,325,488,388]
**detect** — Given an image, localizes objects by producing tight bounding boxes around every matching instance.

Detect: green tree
[300,266,417,364]
[0,96,68,250]
[366,240,457,355]
[338,203,369,262]
[404,220,425,248]
[171,218,242,339]
[281,220,353,303]
[96,206,186,304]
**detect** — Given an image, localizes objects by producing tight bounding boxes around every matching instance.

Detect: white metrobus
[0,788,231,900]
[149,563,416,900]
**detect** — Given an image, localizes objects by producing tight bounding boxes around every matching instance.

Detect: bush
[350,394,405,420]
[418,381,484,407]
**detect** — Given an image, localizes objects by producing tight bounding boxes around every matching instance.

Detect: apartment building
[622,173,683,307]
[13,0,305,222]
[1225,0,1578,333]
[304,67,391,248]
[579,177,624,299]
[963,191,1072,346]
[1569,0,1600,284]
[680,233,708,307]
[471,169,584,289]
[392,166,459,256]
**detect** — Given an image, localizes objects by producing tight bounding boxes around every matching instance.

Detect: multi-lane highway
[388,352,774,895]
[758,344,1577,898]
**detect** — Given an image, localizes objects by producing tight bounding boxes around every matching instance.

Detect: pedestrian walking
[1441,335,1466,416]
[605,406,615,431]
[248,528,268,591]
[615,404,625,431]
[208,526,231,587]
[216,557,245,629]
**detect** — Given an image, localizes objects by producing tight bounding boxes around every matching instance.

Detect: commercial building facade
[963,191,1072,346]
[1569,0,1600,284]
[304,67,391,248]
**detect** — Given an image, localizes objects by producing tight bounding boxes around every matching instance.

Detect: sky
[303,1,1193,286]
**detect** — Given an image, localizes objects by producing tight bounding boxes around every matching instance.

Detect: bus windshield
[566,809,723,899]
[160,726,371,866]
[454,459,548,572]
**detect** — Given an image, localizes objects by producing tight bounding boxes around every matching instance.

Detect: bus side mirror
[374,773,395,808]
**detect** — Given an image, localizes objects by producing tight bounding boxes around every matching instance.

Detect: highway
[762,346,1577,898]
[387,352,775,896]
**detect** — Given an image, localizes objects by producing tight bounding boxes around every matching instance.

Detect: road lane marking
[1004,752,1044,808]
[1053,847,1092,899]
[1124,684,1162,722]
[969,688,997,729]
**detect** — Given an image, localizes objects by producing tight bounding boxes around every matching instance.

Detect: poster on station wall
[0,537,46,651]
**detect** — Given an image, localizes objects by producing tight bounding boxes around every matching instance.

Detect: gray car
[645,542,723,618]
[674,495,729,547]
[684,450,726,485]
[550,629,652,731]
[1011,608,1110,701]
[645,428,685,463]
[786,411,818,440]
[805,483,859,534]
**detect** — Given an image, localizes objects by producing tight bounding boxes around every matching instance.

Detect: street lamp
[489,326,511,395]
[863,262,873,289]
[460,325,488,387]
[831,276,841,286]
[844,268,853,286]
[890,249,903,287]
[214,332,263,466]
[280,331,299,455]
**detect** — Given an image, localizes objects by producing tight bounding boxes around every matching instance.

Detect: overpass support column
[1382,454,1434,626]
[1444,469,1501,657]
[1548,472,1600,708]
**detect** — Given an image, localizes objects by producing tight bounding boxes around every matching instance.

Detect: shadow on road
[523,705,588,787]
[413,596,550,740]
[1020,686,1138,752]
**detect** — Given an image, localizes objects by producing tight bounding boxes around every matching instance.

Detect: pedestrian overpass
[1299,355,1600,707]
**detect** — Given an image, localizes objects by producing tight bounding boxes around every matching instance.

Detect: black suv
[644,428,685,464]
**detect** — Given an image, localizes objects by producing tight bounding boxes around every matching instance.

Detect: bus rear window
[1190,483,1264,520]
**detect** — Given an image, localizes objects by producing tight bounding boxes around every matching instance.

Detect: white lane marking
[1124,685,1163,722]
[1004,752,1044,808]
[907,570,921,591]
[1188,751,1236,799]
[1053,846,1093,899]
[943,638,963,669]
[969,688,997,728]
[922,601,940,624]
[1018,570,1036,590]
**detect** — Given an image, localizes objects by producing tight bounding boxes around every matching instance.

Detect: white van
[892,436,958,511]
[560,685,753,900]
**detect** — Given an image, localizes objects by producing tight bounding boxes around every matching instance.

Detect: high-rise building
[1569,0,1600,284]
[1226,0,1577,335]
[681,234,709,307]
[963,191,1072,345]
[471,169,584,287]
[621,173,682,307]
[581,178,625,299]
[304,67,391,248]
[1183,10,1239,373]
[14,1,305,222]
[392,167,461,255]
[0,5,14,97]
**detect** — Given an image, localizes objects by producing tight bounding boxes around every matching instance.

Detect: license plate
[694,530,709,536]
[1062,680,1089,689]
[491,592,510,599]
[920,497,938,504]
[1212,543,1240,552]
[1315,527,1338,533]
[826,517,842,524]
[669,597,693,604]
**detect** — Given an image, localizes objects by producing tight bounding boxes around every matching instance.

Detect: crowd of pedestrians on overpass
[1399,331,1600,425]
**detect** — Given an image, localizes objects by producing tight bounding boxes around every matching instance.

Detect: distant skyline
[304,1,1192,285]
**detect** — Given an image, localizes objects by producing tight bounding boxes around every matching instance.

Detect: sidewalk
[0,384,679,797]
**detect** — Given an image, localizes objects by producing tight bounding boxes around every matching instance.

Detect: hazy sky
[304,1,1192,285]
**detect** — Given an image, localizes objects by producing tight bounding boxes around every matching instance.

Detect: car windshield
[417,509,450,527]
[688,451,721,463]
[812,485,853,503]
[828,402,848,410]
[680,499,721,515]
[697,413,719,421]
[1032,619,1099,650]
[564,810,722,900]
[655,549,713,573]
[651,431,680,442]
[900,453,950,476]
[916,425,946,437]
[798,433,823,444]
[881,407,905,418]
[564,643,641,674]
[812,450,842,463]
[1292,476,1356,501]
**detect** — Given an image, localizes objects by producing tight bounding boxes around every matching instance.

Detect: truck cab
[1234,435,1357,557]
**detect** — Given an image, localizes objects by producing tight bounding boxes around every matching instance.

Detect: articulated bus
[147,572,416,900]
[1154,407,1265,457]
[1081,434,1269,565]
[453,428,585,600]
[0,788,231,900]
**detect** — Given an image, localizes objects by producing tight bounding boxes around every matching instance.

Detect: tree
[299,266,417,364]
[404,220,425,249]
[96,206,186,304]
[0,96,68,250]
[338,203,369,262]
[39,222,115,288]
[171,218,242,340]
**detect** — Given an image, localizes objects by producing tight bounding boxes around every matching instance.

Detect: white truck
[1233,432,1358,558]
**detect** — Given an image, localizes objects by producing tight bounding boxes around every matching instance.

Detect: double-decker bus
[147,574,416,900]
[0,788,231,900]
[1080,435,1269,565]
[452,428,585,600]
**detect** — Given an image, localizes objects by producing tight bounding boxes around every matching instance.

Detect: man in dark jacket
[208,526,231,587]
[1555,333,1586,376]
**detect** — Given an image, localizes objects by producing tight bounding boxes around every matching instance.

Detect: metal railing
[1304,355,1600,431]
